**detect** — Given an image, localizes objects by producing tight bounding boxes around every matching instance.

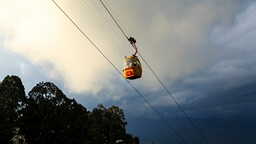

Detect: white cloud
[0,0,124,97]
[1,0,256,118]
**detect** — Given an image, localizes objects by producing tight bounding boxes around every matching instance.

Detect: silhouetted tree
[0,75,26,144]
[0,75,140,144]
[19,82,89,144]
[125,134,140,144]
[133,136,140,144]
[107,105,127,143]
[87,104,131,144]
[87,104,107,144]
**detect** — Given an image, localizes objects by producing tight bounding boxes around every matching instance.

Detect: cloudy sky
[1,0,256,137]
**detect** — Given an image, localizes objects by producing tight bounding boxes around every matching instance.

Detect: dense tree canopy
[0,75,139,144]
[19,82,89,144]
[87,104,128,144]
[0,75,26,144]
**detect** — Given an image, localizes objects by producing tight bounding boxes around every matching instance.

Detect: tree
[126,134,134,144]
[0,75,140,144]
[0,75,26,144]
[125,134,140,144]
[133,136,140,144]
[19,82,89,144]
[107,106,127,143]
[87,104,129,144]
[87,104,107,144]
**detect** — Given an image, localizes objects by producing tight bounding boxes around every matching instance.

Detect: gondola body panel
[123,56,142,80]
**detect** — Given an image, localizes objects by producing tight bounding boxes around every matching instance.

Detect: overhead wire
[97,0,169,104]
[98,0,173,102]
[100,0,128,40]
[53,0,190,143]
[74,0,126,59]
[102,1,131,39]
[99,0,209,144]
[91,0,131,56]
[79,0,169,110]
[72,0,165,104]
[54,0,196,143]
[52,0,187,143]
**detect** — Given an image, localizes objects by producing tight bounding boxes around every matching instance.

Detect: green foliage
[0,75,139,144]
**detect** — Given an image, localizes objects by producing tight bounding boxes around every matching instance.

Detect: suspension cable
[52,0,187,143]
[138,54,209,144]
[99,0,208,144]
[100,0,129,40]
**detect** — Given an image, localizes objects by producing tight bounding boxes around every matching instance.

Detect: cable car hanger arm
[128,37,137,56]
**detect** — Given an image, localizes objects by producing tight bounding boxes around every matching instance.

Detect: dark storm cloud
[116,0,256,118]
[94,0,256,119]
[168,2,256,117]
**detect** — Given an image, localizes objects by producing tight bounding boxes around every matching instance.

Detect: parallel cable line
[100,0,128,40]
[74,0,165,104]
[75,0,126,58]
[52,0,187,143]
[91,0,131,55]
[99,0,209,144]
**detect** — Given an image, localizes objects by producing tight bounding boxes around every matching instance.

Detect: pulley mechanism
[128,37,137,56]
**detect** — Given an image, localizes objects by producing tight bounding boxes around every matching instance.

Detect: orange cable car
[123,37,142,80]
[123,55,142,79]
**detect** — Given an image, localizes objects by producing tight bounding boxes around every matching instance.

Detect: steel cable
[99,0,208,143]
[52,0,187,143]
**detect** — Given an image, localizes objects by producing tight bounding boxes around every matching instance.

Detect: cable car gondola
[123,37,142,80]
